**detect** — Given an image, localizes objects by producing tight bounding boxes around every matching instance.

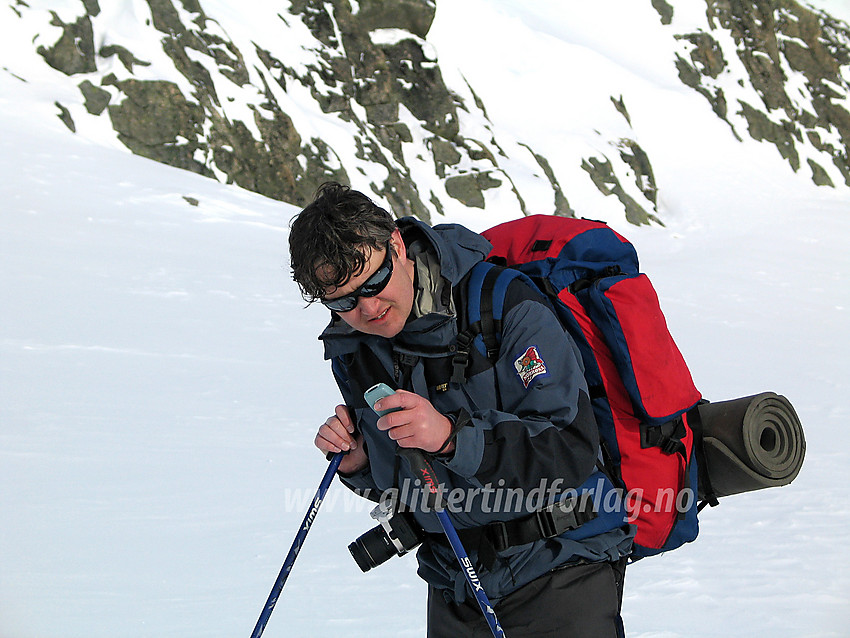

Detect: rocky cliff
[6,0,850,224]
[17,0,576,223]
[670,0,850,187]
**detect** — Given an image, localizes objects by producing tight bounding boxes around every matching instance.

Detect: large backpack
[464,215,707,558]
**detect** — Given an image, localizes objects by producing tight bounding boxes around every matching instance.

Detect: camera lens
[348,525,397,572]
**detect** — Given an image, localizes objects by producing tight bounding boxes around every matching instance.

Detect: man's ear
[389,228,406,260]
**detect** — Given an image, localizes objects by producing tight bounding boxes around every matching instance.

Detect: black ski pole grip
[397,447,443,511]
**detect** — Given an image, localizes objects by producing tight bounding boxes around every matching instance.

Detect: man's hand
[374,389,455,454]
[315,404,368,474]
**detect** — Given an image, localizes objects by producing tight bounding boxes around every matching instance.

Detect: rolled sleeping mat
[696,392,805,499]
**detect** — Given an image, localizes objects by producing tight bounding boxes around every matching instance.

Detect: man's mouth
[370,308,390,322]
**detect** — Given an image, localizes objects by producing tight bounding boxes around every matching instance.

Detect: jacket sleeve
[441,279,600,493]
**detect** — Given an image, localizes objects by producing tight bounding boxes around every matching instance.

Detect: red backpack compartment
[479,215,702,556]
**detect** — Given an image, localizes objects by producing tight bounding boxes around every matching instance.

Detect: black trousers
[427,559,627,638]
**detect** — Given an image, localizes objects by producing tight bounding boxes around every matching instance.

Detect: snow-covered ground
[2,1,849,637]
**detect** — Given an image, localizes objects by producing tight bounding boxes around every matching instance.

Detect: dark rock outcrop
[672,0,850,186]
[26,0,569,221]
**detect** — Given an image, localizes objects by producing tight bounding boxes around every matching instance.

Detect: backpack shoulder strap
[452,261,523,383]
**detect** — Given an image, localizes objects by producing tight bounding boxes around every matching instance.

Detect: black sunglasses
[321,243,395,312]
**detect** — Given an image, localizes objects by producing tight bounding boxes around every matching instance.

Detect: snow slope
[2,1,850,637]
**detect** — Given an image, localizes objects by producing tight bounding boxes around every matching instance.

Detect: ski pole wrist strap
[436,409,471,457]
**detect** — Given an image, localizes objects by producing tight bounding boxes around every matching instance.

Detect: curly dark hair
[289,182,398,303]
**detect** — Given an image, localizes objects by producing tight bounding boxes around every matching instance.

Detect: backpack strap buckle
[640,417,687,456]
[538,491,598,538]
[488,521,511,553]
[485,492,599,553]
[534,507,562,539]
[450,331,474,384]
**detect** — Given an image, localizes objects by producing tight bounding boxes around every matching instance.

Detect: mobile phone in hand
[363,383,401,417]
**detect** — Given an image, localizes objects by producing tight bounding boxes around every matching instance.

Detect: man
[289,182,633,637]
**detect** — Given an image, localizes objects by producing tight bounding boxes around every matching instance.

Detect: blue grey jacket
[320,218,633,603]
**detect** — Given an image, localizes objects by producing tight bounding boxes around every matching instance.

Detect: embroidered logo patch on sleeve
[514,345,548,388]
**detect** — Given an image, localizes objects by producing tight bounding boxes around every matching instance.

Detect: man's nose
[357,294,382,315]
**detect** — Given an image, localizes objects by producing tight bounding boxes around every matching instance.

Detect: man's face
[322,229,415,338]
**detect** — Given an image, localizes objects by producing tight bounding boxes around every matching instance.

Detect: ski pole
[398,448,506,638]
[249,451,344,638]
